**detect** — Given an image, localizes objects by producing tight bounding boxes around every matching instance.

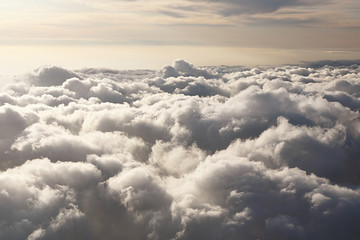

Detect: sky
[0,0,360,73]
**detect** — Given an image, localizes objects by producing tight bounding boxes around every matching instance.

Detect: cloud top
[28,66,80,87]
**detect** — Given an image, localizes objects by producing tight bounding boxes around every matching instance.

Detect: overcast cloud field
[1,59,360,240]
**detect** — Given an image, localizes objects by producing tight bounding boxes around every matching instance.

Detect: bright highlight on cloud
[1,60,360,239]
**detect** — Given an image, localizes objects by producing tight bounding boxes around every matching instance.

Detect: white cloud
[1,60,360,239]
[0,158,100,239]
[27,66,80,87]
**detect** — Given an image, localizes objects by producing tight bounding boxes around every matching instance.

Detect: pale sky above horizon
[0,0,359,73]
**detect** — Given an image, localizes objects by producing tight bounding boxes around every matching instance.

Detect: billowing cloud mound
[27,66,80,87]
[1,60,360,239]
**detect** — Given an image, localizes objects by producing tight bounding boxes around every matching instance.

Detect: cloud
[0,105,38,139]
[303,59,360,68]
[28,66,80,87]
[159,59,218,79]
[68,0,327,15]
[191,0,326,15]
[0,158,100,239]
[1,60,360,239]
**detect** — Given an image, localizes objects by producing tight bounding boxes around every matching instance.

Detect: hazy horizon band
[1,45,360,75]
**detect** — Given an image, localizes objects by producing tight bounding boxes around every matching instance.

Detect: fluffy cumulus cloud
[1,59,360,239]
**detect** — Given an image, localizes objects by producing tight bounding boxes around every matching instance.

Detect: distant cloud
[68,0,326,15]
[1,60,360,239]
[303,59,360,68]
[190,0,326,15]
[27,66,80,87]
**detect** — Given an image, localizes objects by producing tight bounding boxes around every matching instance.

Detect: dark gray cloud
[1,61,360,239]
[303,59,360,68]
[158,9,186,18]
[190,0,326,15]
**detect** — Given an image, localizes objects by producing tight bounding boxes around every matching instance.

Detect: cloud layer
[191,0,326,15]
[1,60,360,239]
